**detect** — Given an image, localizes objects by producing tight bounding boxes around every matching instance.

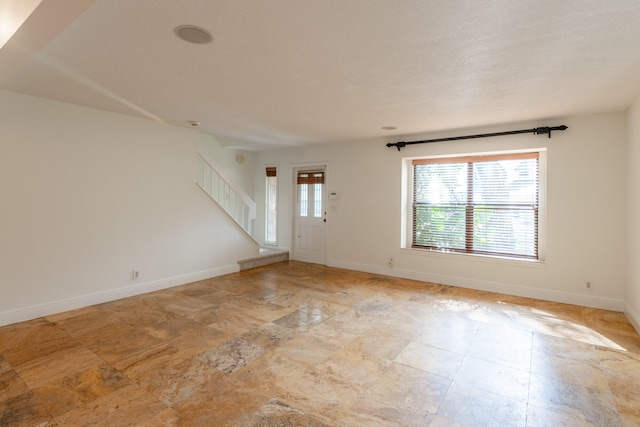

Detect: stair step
[238,248,289,271]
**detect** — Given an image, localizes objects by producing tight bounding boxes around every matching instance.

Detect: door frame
[291,163,328,265]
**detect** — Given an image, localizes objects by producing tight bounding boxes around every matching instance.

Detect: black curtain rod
[386,125,568,151]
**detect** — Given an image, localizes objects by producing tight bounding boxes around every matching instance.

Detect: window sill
[400,247,546,269]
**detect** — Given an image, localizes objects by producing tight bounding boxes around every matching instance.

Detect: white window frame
[402,149,547,263]
[265,166,278,246]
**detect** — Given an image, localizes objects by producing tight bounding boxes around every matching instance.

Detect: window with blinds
[297,170,324,218]
[412,152,539,259]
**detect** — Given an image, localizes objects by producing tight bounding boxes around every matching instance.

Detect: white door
[293,168,326,264]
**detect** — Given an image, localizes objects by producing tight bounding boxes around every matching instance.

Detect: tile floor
[1,261,640,426]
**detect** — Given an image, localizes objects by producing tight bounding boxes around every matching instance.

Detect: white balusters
[196,152,255,236]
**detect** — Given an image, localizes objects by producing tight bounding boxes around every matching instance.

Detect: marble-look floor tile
[583,308,640,337]
[395,341,464,379]
[532,332,599,366]
[2,261,639,425]
[172,375,269,426]
[198,337,267,374]
[54,383,167,426]
[192,306,267,336]
[171,278,228,299]
[160,298,215,318]
[531,349,610,392]
[87,329,164,365]
[138,356,223,407]
[273,332,337,367]
[274,367,365,421]
[33,364,130,417]
[231,350,310,396]
[412,314,480,354]
[139,316,203,341]
[237,398,329,427]
[452,356,530,402]
[437,382,528,427]
[596,347,640,423]
[272,299,348,332]
[0,392,55,427]
[347,362,450,426]
[221,295,295,323]
[466,323,532,371]
[2,333,80,367]
[240,322,296,350]
[52,310,135,345]
[0,319,65,352]
[137,408,182,426]
[169,324,232,356]
[528,373,623,427]
[113,344,184,381]
[107,301,180,328]
[12,346,104,389]
[351,298,395,318]
[315,309,374,336]
[316,334,409,387]
[0,368,29,402]
[0,353,12,373]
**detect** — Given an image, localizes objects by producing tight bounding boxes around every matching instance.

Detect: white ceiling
[2,0,640,151]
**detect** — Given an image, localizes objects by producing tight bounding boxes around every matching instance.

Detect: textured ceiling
[2,0,640,150]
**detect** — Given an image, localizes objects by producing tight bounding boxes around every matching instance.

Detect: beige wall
[255,113,628,311]
[1,86,636,325]
[627,97,640,329]
[0,90,257,325]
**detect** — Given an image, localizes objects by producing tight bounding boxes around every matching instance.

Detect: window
[265,167,277,245]
[412,152,540,259]
[297,170,324,218]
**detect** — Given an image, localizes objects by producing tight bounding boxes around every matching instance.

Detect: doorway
[293,167,326,264]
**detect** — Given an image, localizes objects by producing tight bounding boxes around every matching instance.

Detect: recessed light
[381,126,397,130]
[175,25,213,44]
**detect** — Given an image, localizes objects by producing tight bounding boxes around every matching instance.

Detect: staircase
[197,149,289,271]
[197,150,256,237]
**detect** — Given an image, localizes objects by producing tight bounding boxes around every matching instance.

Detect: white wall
[255,113,628,310]
[627,98,640,329]
[0,90,257,325]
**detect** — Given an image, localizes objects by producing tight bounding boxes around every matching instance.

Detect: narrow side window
[265,167,277,245]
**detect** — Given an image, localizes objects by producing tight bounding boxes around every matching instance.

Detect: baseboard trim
[327,259,625,312]
[0,264,239,327]
[625,303,640,334]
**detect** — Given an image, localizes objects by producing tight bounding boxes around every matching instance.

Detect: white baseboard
[0,264,239,327]
[327,259,625,312]
[625,303,640,334]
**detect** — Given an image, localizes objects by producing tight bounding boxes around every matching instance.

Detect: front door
[293,168,326,264]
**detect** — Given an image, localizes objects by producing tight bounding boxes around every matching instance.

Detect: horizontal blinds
[266,167,277,177]
[297,170,324,185]
[412,152,539,259]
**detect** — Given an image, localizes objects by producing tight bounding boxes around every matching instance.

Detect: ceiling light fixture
[381,126,397,130]
[174,25,213,44]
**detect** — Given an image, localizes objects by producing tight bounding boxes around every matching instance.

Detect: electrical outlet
[388,258,394,268]
[585,280,593,291]
[132,270,140,280]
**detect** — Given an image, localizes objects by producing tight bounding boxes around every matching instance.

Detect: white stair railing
[197,150,256,236]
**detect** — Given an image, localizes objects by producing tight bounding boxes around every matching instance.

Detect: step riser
[238,253,289,271]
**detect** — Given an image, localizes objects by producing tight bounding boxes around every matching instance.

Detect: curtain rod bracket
[387,125,568,151]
